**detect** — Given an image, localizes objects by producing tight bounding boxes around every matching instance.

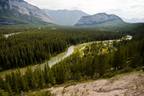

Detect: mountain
[43,9,88,25]
[0,0,53,25]
[75,13,125,27]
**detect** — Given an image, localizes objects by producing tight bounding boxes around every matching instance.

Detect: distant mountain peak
[75,13,124,26]
[94,13,107,15]
[43,9,89,25]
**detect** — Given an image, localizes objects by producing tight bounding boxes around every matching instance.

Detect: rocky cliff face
[75,13,124,26]
[0,0,53,24]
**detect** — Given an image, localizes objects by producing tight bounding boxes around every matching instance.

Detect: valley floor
[26,71,144,96]
[0,35,132,77]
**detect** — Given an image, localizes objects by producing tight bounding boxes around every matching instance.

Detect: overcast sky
[26,0,144,22]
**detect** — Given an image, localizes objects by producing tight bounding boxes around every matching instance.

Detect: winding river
[48,46,74,67]
[4,32,21,38]
[0,35,132,77]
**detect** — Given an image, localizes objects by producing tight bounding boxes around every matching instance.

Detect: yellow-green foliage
[26,90,53,96]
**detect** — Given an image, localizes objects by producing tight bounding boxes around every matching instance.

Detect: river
[0,35,132,77]
[48,46,74,67]
[4,32,21,38]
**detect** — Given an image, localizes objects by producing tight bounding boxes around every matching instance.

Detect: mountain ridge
[75,13,125,26]
[0,0,53,25]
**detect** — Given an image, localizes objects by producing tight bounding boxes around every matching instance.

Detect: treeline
[0,28,121,71]
[0,65,54,95]
[0,35,144,95]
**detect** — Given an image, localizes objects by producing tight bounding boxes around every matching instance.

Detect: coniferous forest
[0,25,144,95]
[0,27,121,71]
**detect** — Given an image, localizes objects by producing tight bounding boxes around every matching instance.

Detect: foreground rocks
[49,72,144,96]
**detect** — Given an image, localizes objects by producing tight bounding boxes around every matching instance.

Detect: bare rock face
[49,72,144,96]
[11,0,53,23]
[0,0,53,24]
[75,13,124,26]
